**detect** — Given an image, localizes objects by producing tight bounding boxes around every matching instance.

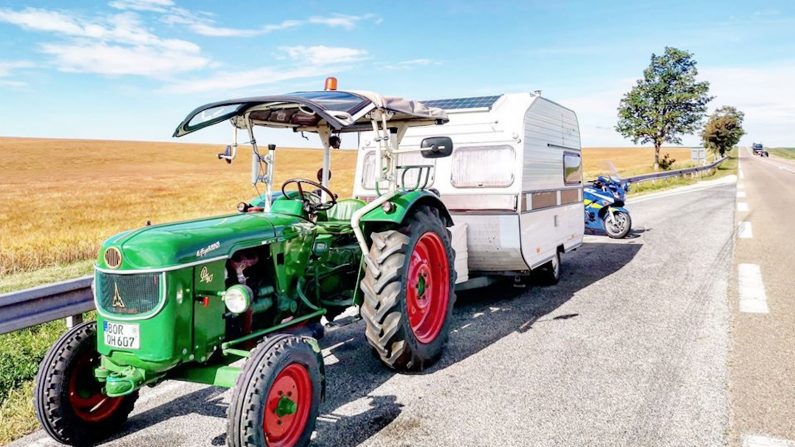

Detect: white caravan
[353,93,584,287]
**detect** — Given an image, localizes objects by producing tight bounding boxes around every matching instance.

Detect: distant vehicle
[752,143,769,157]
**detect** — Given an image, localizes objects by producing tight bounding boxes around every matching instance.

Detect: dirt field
[0,138,692,276]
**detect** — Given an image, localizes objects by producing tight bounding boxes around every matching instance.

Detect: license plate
[103,321,140,350]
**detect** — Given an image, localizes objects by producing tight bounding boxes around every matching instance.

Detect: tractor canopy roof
[173,90,448,137]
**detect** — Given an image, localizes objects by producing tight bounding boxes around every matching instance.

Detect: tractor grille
[96,271,162,316]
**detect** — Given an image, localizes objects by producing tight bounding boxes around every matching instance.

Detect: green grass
[631,148,737,195]
[0,320,69,444]
[0,262,96,444]
[769,148,795,160]
[0,259,95,294]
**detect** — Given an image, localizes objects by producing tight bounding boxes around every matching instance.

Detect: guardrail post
[66,314,83,328]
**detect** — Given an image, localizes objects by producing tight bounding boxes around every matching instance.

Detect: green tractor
[34,80,458,446]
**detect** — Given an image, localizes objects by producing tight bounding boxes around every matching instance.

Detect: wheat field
[0,137,357,276]
[582,147,695,178]
[0,138,694,278]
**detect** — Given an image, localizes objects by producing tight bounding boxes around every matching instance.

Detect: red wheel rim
[406,231,450,344]
[263,363,313,447]
[67,350,124,423]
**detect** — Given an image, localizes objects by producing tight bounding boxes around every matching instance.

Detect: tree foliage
[701,106,745,157]
[616,47,713,167]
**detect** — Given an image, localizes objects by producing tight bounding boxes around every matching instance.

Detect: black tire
[537,250,562,285]
[360,206,456,371]
[604,210,632,239]
[34,321,138,446]
[227,334,324,447]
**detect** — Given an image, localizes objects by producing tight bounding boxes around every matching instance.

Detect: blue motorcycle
[584,175,632,238]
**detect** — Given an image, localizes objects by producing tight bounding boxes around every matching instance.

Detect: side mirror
[420,136,453,158]
[218,145,236,164]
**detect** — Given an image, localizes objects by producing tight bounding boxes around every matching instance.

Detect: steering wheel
[281,178,337,212]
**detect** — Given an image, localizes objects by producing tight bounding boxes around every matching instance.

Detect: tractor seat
[323,198,366,223]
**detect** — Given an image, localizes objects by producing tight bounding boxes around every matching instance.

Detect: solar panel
[421,95,501,111]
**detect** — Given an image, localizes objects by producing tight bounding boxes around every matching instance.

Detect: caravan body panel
[353,93,584,274]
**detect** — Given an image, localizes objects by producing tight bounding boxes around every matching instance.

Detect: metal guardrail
[0,155,730,336]
[0,276,93,335]
[620,156,728,184]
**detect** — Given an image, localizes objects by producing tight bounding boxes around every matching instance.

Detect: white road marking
[739,169,745,179]
[743,434,795,447]
[738,184,745,190]
[737,191,747,198]
[738,221,753,239]
[738,263,769,314]
[738,202,749,212]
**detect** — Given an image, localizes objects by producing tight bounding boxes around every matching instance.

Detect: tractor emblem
[112,282,125,308]
[200,266,214,284]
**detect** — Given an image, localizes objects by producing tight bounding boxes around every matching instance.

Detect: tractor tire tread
[34,321,138,446]
[360,205,456,371]
[226,334,323,447]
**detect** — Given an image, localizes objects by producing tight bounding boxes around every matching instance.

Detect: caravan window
[563,152,582,185]
[451,145,515,188]
[360,150,435,190]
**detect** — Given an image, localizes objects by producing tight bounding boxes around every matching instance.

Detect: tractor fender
[360,190,453,227]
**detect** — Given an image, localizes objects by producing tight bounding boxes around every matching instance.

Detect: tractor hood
[98,212,304,271]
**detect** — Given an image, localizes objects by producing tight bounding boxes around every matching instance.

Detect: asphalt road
[730,149,795,447]
[16,177,741,447]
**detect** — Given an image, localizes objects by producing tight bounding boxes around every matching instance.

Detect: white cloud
[262,19,304,33]
[0,60,34,87]
[160,9,378,37]
[559,78,636,147]
[164,66,340,94]
[308,13,375,30]
[41,42,209,76]
[109,0,174,12]
[701,64,795,147]
[559,63,795,147]
[0,60,34,77]
[280,45,369,65]
[381,58,440,71]
[0,6,208,77]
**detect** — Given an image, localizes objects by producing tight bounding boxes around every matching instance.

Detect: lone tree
[616,47,713,168]
[702,106,745,157]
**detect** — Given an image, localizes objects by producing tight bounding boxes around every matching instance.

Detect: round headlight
[224,285,252,314]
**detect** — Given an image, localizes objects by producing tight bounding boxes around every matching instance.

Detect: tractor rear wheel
[34,321,138,446]
[360,206,456,371]
[227,334,323,447]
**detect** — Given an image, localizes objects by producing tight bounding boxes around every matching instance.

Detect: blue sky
[0,0,793,148]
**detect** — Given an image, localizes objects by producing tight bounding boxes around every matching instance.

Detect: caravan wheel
[537,250,562,285]
[360,206,456,371]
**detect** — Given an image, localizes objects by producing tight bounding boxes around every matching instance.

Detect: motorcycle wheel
[604,210,632,239]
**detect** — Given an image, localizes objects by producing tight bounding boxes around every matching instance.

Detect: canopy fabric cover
[173,90,448,137]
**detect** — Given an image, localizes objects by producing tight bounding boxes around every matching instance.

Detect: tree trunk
[654,142,661,170]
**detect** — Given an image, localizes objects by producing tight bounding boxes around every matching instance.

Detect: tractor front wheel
[227,334,323,447]
[361,206,456,371]
[34,321,138,446]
